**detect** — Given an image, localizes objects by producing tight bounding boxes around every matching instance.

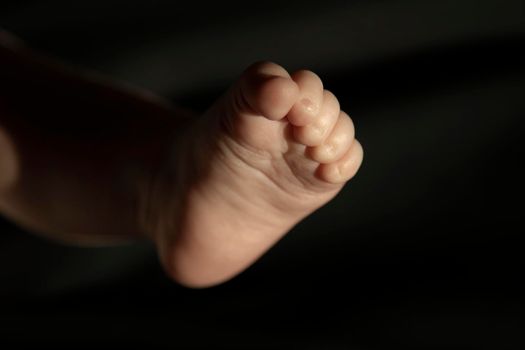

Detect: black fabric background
[0,1,524,348]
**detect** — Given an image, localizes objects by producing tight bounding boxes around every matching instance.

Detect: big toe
[230,61,300,121]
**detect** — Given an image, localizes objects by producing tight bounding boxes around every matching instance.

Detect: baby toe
[316,139,364,184]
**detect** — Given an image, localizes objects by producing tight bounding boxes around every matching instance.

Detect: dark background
[1,0,524,348]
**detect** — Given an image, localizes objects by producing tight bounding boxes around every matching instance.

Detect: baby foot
[144,62,363,288]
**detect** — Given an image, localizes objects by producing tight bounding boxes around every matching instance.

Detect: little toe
[287,70,324,126]
[307,111,355,164]
[316,139,364,184]
[293,90,340,147]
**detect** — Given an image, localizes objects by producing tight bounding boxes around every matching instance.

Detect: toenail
[310,123,324,136]
[300,98,316,113]
[323,142,336,155]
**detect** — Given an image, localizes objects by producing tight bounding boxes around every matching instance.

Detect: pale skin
[0,33,363,288]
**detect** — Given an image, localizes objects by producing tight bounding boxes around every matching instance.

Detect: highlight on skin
[0,126,18,192]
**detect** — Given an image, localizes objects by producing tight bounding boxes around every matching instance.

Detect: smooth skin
[0,33,363,288]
